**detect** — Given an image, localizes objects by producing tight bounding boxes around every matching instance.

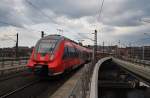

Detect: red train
[27,35,92,76]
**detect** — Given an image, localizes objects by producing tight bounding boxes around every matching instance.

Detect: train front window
[36,39,58,54]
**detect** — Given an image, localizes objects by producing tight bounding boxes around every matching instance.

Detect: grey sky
[0,0,150,47]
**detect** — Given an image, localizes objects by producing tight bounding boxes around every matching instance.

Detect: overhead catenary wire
[78,33,94,41]
[0,20,41,33]
[0,20,23,28]
[25,0,51,20]
[94,0,105,46]
[97,0,105,22]
[25,0,65,35]
[0,20,42,42]
[25,0,96,41]
[25,0,59,27]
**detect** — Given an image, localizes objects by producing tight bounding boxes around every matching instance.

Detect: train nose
[34,65,48,76]
[34,53,53,62]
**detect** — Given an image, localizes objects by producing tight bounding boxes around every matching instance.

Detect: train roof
[42,34,91,52]
[41,34,63,40]
[42,34,78,44]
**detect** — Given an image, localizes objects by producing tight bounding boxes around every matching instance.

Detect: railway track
[0,72,38,97]
[0,79,40,98]
[0,69,29,82]
[0,65,83,98]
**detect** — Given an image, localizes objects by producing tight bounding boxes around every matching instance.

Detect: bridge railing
[89,57,112,98]
[67,57,112,98]
[68,62,94,98]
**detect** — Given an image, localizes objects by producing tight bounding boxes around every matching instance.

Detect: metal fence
[113,45,150,66]
[117,56,150,66]
[0,57,29,66]
[0,57,29,76]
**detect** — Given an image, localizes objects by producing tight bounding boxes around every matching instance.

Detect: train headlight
[50,54,54,60]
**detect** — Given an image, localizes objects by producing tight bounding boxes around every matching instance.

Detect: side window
[71,47,75,57]
[67,46,76,58]
[70,47,73,57]
[78,50,81,58]
[63,47,68,59]
[68,47,71,57]
[74,48,78,57]
[71,47,76,57]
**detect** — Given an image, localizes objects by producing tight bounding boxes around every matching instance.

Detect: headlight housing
[50,54,54,61]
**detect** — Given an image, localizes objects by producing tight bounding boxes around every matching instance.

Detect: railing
[67,57,112,98]
[0,57,29,76]
[68,62,94,98]
[117,57,150,66]
[90,57,112,98]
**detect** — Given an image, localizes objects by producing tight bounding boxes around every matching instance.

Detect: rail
[0,79,40,98]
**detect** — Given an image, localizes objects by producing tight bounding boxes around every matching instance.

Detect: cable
[78,33,94,41]
[97,0,105,22]
[133,38,149,43]
[0,20,22,28]
[25,0,52,21]
[0,20,41,32]
[25,0,64,36]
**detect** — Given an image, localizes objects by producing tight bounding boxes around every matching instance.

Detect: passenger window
[68,47,71,57]
[71,47,76,57]
[63,47,68,59]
